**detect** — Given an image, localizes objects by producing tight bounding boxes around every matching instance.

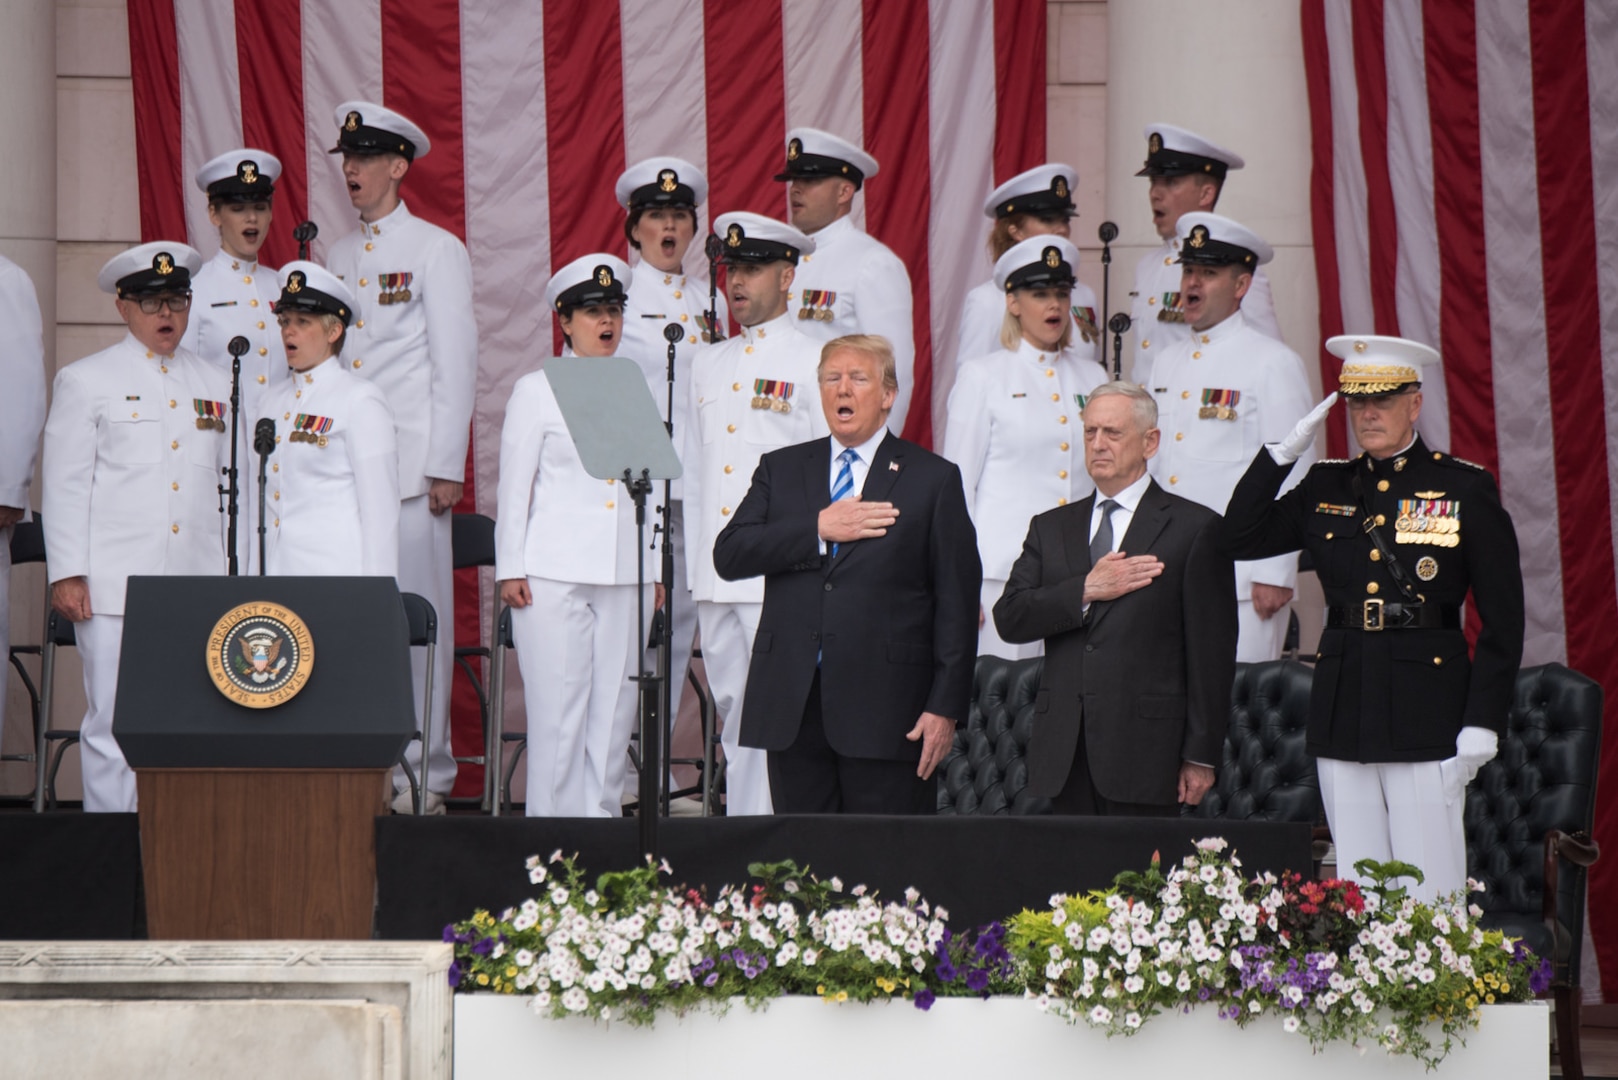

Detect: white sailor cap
[276,261,357,325]
[984,163,1077,219]
[330,100,431,161]
[1175,212,1273,269]
[616,157,709,210]
[1136,123,1245,179]
[98,242,204,297]
[774,128,880,188]
[196,149,282,199]
[993,235,1080,293]
[1328,335,1440,397]
[545,253,632,313]
[711,212,815,264]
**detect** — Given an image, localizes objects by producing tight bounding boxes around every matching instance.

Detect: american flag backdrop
[126,0,1047,793]
[1302,0,1616,996]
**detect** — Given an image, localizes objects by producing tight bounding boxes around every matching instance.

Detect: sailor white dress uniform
[43,333,231,812]
[945,339,1106,658]
[789,214,916,433]
[254,359,400,577]
[181,249,285,419]
[955,277,1102,375]
[685,311,829,815]
[329,198,477,798]
[1148,309,1314,660]
[0,255,47,775]
[1130,238,1279,388]
[496,359,650,818]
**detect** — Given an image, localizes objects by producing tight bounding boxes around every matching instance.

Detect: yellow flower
[1486,994,1495,1004]
[1465,995,1478,1009]
[835,991,848,1002]
[506,967,517,978]
[876,978,896,993]
[816,984,826,996]
[477,974,490,986]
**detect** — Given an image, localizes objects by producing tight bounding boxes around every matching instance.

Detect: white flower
[1123,975,1145,994]
[829,877,843,892]
[1249,1000,1263,1013]
[1089,1005,1113,1025]
[1283,1016,1300,1033]
[549,848,565,864]
[1195,837,1229,853]
[534,991,552,1010]
[1157,971,1173,986]
[561,987,589,1012]
[549,887,570,906]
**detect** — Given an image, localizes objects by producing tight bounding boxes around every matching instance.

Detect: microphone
[1098,221,1118,244]
[228,335,250,359]
[705,234,724,262]
[254,418,277,456]
[1108,312,1133,336]
[293,221,318,261]
[663,323,684,345]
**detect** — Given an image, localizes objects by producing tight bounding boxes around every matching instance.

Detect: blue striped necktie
[830,448,858,557]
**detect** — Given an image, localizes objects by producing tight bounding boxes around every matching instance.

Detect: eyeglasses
[135,294,192,315]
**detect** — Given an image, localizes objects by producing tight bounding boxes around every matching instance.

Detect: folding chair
[449,511,497,810]
[397,591,437,815]
[4,519,46,806]
[33,609,81,812]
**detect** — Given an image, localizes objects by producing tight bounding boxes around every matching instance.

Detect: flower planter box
[453,995,1548,1078]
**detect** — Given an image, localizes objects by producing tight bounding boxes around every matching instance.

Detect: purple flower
[936,958,958,982]
[704,972,720,987]
[471,937,495,956]
[913,988,936,1011]
[442,924,458,943]
[743,966,760,980]
[1197,988,1212,1001]
[965,968,990,993]
[1529,958,1554,996]
[447,960,464,986]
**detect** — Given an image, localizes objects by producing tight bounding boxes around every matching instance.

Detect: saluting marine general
[685,212,830,816]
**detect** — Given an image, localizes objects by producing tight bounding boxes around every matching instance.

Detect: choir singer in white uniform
[944,236,1107,659]
[495,255,650,818]
[254,262,399,578]
[43,244,230,812]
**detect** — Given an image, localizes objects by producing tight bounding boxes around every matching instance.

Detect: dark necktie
[1090,498,1120,566]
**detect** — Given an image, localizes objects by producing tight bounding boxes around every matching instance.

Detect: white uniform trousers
[646,500,698,727]
[695,599,772,816]
[1235,597,1290,663]
[510,577,643,817]
[1317,757,1467,902]
[75,613,136,813]
[395,494,457,796]
[977,578,1042,661]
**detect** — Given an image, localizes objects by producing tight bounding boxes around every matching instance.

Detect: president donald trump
[713,334,981,813]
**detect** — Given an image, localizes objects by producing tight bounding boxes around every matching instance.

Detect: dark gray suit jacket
[993,478,1236,805]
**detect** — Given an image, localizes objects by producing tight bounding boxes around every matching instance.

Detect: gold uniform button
[258,347,268,356]
[1045,368,1055,377]
[171,440,179,450]
[1058,415,1068,425]
[1050,393,1060,402]
[1058,469,1068,479]
[689,335,698,344]
[606,500,615,509]
[356,319,365,329]
[1057,498,1068,506]
[171,482,178,492]
[257,375,267,384]
[146,350,154,358]
[353,359,363,369]
[723,465,733,474]
[1059,442,1070,451]
[168,399,177,408]
[1163,256,1173,266]
[1377,479,1390,492]
[160,365,168,373]
[607,478,615,486]
[274,518,279,527]
[242,275,253,285]
[360,277,369,287]
[171,523,179,534]
[275,435,281,443]
[365,242,374,251]
[1434,452,1442,460]
[1433,656,1443,666]
[720,506,730,516]
[673,290,682,299]
[1192,351,1202,359]
[1148,297,1157,306]
[273,492,280,501]
[284,412,292,420]
[1325,531,1334,540]
[249,299,259,308]
[1375,513,1386,526]
[1369,549,1381,561]
[257,321,265,329]
[744,346,754,355]
[1181,390,1190,399]
[727,424,736,433]
[1169,475,1179,485]
[733,382,741,391]
[272,464,279,473]
[680,314,689,322]
[1366,581,1379,595]
[1140,339,1150,349]
[131,411,139,418]
[1175,432,1184,441]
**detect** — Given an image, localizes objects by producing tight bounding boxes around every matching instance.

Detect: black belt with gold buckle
[1325,600,1461,631]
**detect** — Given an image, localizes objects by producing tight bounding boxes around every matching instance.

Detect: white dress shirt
[1089,469,1153,553]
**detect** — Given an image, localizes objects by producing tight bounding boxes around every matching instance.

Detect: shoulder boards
[1433,452,1488,473]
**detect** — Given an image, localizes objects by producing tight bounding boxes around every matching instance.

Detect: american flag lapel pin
[889,461,900,472]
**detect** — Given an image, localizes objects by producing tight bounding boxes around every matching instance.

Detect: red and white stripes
[1304,0,1618,997]
[130,0,1048,795]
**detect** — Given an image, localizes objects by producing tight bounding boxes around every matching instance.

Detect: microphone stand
[255,420,276,576]
[1108,312,1132,382]
[625,465,660,858]
[1098,221,1118,357]
[294,220,318,262]
[655,323,683,814]
[220,335,250,575]
[704,234,724,342]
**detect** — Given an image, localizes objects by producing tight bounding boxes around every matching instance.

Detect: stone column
[1104,0,1317,379]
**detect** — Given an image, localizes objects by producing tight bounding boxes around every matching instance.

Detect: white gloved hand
[1269,392,1339,465]
[1456,725,1499,783]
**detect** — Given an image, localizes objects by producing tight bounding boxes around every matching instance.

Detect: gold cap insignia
[1043,246,1061,269]
[1054,177,1069,200]
[155,252,174,275]
[1338,363,1420,394]
[287,271,304,293]
[1188,224,1208,249]
[1148,132,1163,154]
[240,161,258,184]
[345,110,361,132]
[657,169,677,193]
[787,138,801,161]
[726,223,743,247]
[596,266,614,287]
[1354,340,1368,352]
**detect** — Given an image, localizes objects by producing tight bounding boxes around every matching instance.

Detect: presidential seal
[206,602,315,709]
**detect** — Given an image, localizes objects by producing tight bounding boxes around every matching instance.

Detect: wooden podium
[116,576,414,940]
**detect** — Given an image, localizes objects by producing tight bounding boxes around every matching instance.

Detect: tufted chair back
[1465,663,1603,990]
[1192,661,1321,822]
[938,656,1050,815]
